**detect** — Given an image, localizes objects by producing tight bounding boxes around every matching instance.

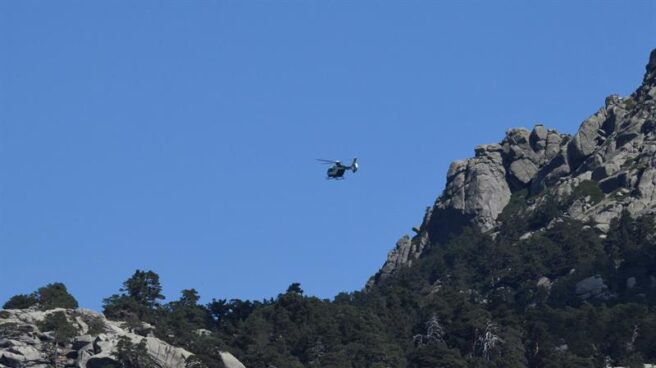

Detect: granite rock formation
[0,308,244,368]
[369,48,656,287]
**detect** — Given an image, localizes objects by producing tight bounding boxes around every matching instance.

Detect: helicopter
[317,158,358,179]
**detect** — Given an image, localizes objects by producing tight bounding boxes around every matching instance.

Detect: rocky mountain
[0,308,244,368]
[369,48,656,287]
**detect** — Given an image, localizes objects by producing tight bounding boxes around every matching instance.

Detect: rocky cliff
[0,308,245,368]
[369,48,656,287]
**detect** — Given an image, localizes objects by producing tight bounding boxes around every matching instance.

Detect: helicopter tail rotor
[350,157,358,173]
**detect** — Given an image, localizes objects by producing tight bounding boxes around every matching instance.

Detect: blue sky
[1,1,654,311]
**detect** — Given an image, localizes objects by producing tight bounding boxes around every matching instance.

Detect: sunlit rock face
[369,48,656,286]
[420,123,573,246]
[0,308,245,368]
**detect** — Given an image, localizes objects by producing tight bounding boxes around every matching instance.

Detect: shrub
[38,283,79,310]
[38,311,78,345]
[499,189,529,221]
[2,283,78,311]
[572,180,604,205]
[2,293,39,309]
[529,194,563,229]
[623,97,637,110]
[82,314,107,335]
[116,336,158,368]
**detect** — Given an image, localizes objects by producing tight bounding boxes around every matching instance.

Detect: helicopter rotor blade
[317,159,339,164]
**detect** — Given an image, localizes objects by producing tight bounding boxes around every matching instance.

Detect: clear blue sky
[1,1,654,311]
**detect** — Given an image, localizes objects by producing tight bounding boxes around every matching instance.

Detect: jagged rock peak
[427,46,656,236]
[368,48,656,288]
[366,124,567,288]
[366,233,429,288]
[646,48,656,78]
[636,48,656,104]
[421,123,569,243]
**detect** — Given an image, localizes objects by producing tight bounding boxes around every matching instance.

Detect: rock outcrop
[0,308,244,368]
[366,234,428,287]
[369,48,656,286]
[424,126,570,241]
[220,352,247,368]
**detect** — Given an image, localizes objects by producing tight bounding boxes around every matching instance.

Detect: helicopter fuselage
[327,165,347,179]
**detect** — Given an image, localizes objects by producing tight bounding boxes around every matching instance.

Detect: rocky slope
[0,308,245,368]
[369,48,656,287]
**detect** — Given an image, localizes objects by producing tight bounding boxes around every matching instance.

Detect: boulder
[568,108,608,170]
[530,124,548,151]
[537,277,552,290]
[509,158,539,185]
[627,277,637,289]
[575,275,608,300]
[598,172,629,193]
[591,162,620,181]
[531,151,571,193]
[0,351,30,368]
[545,131,565,161]
[428,141,511,237]
[72,334,93,350]
[221,351,247,368]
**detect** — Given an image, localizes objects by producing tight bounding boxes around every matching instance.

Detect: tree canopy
[5,211,656,368]
[3,282,78,310]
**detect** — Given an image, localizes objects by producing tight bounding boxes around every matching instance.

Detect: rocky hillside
[369,48,656,287]
[0,308,244,368]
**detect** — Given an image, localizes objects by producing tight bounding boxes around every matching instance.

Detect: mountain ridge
[369,48,656,287]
